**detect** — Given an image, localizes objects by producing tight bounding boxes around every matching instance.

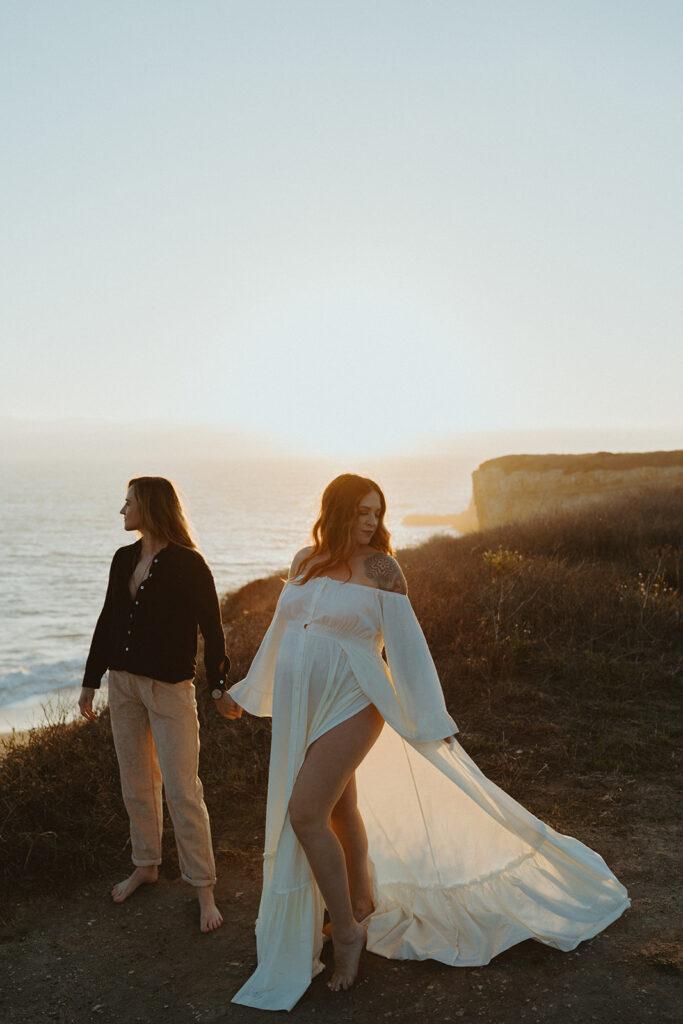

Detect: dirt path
[2,791,680,1024]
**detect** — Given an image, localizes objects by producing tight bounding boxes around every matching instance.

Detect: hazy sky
[2,1,681,457]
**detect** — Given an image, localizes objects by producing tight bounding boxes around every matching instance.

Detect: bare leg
[331,776,375,922]
[288,705,384,991]
[197,884,223,933]
[111,864,159,902]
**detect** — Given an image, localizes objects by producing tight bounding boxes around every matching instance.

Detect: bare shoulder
[362,552,407,595]
[289,546,314,579]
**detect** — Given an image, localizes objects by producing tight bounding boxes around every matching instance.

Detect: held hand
[79,687,97,721]
[216,693,243,721]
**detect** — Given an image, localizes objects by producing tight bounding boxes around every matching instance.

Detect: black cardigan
[83,540,229,695]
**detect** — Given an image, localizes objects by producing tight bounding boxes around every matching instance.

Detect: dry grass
[1,486,681,909]
[400,487,681,784]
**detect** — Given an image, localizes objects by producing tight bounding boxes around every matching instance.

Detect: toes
[200,911,223,933]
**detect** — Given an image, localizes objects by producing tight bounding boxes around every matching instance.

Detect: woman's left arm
[366,555,456,744]
[192,554,230,699]
[379,588,458,744]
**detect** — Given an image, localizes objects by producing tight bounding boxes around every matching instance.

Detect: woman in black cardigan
[79,476,232,932]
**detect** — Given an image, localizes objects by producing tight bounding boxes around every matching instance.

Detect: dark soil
[1,772,680,1024]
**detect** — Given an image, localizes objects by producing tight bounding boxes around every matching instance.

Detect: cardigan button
[140,585,144,590]
[135,601,139,606]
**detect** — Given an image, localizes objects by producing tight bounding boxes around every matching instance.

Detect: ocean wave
[0,658,85,708]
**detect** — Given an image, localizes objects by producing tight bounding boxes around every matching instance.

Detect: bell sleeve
[228,587,288,718]
[379,590,458,743]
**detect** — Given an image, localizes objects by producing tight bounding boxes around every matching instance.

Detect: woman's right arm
[221,555,300,720]
[79,552,119,719]
[78,687,97,720]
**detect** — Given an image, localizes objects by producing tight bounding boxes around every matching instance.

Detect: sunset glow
[2,2,681,459]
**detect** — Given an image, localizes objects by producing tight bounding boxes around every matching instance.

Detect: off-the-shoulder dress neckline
[289,575,408,598]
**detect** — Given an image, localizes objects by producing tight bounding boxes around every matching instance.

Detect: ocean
[0,453,474,731]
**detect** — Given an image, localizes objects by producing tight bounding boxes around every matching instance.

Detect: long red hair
[294,474,393,584]
[128,476,197,549]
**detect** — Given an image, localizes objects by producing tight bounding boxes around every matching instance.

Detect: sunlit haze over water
[1,2,681,727]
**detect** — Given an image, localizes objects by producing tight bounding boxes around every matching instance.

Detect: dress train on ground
[228,578,629,1011]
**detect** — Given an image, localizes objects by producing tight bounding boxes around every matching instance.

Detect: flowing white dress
[228,577,629,1011]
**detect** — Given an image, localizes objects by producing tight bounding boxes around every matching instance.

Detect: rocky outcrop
[472,450,683,530]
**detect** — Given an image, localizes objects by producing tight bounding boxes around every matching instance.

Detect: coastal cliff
[472,450,683,530]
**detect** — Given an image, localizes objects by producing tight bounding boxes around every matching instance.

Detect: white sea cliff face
[471,451,683,530]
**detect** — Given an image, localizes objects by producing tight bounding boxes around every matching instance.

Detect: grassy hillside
[1,487,681,907]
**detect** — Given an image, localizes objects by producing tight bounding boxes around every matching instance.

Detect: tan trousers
[108,669,216,887]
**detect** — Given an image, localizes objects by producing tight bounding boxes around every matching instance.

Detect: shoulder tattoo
[364,555,407,594]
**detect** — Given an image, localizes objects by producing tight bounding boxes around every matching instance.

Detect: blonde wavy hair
[294,474,393,585]
[128,476,196,549]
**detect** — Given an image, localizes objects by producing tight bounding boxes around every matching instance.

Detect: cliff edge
[472,449,683,530]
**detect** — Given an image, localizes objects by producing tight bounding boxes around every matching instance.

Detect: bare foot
[323,902,373,941]
[197,885,223,933]
[111,865,158,903]
[328,922,366,991]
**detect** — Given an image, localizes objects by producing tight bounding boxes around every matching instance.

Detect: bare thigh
[289,705,384,830]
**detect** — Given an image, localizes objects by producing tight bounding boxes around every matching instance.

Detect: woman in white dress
[217,474,629,1011]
